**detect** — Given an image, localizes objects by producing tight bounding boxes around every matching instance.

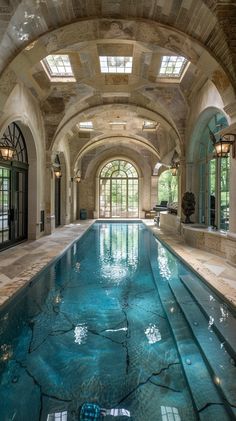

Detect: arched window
[198,112,229,230]
[99,159,139,218]
[0,122,28,249]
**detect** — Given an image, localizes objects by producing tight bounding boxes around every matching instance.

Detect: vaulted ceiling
[0,0,235,172]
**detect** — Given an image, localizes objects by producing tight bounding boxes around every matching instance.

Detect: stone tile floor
[0,219,235,310]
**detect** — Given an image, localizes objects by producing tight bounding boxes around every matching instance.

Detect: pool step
[180,274,236,360]
[169,276,236,419]
[149,250,231,420]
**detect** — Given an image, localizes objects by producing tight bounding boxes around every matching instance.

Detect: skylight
[143,121,159,131]
[159,56,187,78]
[43,55,74,77]
[99,56,133,74]
[79,121,93,130]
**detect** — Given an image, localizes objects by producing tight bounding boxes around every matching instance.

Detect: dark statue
[181,192,195,224]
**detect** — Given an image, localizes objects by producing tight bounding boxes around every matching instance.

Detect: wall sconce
[214,133,235,158]
[53,153,62,178]
[0,138,15,161]
[54,168,62,178]
[74,170,81,183]
[170,162,179,176]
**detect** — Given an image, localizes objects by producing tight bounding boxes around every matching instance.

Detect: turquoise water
[0,222,234,420]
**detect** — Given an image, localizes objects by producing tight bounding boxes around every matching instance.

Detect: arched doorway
[195,112,230,230]
[99,159,139,218]
[0,122,28,249]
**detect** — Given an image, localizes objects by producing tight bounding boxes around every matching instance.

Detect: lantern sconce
[54,168,62,178]
[0,137,15,161]
[170,161,179,176]
[53,154,62,178]
[214,133,236,158]
[209,129,236,158]
[74,169,81,183]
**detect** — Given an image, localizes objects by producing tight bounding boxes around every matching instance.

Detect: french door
[0,165,28,249]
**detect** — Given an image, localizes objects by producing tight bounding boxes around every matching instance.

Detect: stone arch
[0,118,39,240]
[188,106,230,162]
[76,143,154,219]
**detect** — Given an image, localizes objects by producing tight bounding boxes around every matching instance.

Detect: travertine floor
[0,220,235,310]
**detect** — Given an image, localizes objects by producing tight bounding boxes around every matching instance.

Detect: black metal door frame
[0,162,28,250]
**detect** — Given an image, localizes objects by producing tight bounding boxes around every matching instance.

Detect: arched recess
[189,108,230,230]
[0,119,38,248]
[75,144,153,219]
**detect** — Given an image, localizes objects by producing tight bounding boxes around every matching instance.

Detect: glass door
[0,167,10,245]
[111,179,127,217]
[0,166,27,249]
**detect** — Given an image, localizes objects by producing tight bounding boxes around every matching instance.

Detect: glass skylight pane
[79,121,93,129]
[99,56,133,74]
[159,55,187,78]
[43,55,74,77]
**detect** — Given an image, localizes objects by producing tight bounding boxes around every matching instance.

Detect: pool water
[0,222,234,420]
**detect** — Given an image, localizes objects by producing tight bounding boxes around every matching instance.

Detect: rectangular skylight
[159,56,187,78]
[43,55,74,77]
[109,121,127,125]
[143,120,159,130]
[79,121,93,130]
[99,56,133,74]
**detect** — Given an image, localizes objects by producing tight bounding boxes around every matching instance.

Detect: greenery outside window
[158,169,178,204]
[99,160,138,218]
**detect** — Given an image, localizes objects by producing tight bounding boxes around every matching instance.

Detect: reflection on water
[220,305,229,323]
[74,324,88,345]
[156,241,174,280]
[208,315,214,330]
[144,323,162,344]
[99,224,139,283]
[0,344,12,362]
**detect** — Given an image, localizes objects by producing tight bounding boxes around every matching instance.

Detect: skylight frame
[99,56,133,74]
[158,55,187,79]
[42,54,75,79]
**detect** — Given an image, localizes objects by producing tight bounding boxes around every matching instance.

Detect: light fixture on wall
[170,150,180,176]
[53,154,62,178]
[170,162,179,176]
[209,129,236,158]
[214,133,236,158]
[54,168,62,178]
[74,169,81,183]
[0,138,15,161]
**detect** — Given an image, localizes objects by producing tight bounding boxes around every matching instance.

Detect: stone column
[45,151,55,234]
[150,175,158,208]
[178,157,186,219]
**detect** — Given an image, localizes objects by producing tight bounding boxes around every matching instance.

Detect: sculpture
[181,191,195,223]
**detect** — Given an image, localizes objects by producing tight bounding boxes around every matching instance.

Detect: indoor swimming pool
[0,222,235,421]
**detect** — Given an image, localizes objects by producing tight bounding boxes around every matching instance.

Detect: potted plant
[181,191,195,223]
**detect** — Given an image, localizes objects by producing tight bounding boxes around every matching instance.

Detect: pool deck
[0,219,235,310]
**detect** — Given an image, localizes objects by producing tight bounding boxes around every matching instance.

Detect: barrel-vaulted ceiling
[0,0,235,170]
